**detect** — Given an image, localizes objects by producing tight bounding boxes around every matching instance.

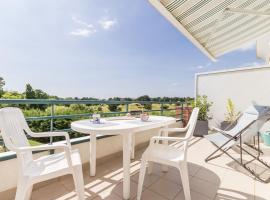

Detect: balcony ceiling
[149,0,270,61]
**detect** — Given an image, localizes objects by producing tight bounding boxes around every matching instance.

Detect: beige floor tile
[131,171,161,188]
[93,192,122,200]
[31,182,70,200]
[148,178,182,200]
[216,170,255,200]
[254,180,270,200]
[190,177,218,199]
[174,189,212,200]
[112,180,140,199]
[195,165,226,185]
[136,189,167,200]
[187,162,202,176]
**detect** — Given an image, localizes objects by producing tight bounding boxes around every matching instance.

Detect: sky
[0,0,264,98]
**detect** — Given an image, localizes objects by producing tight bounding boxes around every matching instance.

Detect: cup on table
[92,114,101,124]
[140,113,149,122]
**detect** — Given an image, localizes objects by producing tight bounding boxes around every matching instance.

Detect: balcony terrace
[1,132,270,200]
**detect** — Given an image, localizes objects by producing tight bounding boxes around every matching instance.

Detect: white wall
[196,65,270,128]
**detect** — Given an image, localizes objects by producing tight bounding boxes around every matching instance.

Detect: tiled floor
[2,137,270,200]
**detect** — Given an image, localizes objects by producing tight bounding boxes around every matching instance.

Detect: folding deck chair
[204,104,270,183]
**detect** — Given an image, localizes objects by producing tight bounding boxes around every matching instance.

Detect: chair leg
[147,161,153,175]
[25,185,33,200]
[179,162,191,200]
[137,158,147,200]
[73,166,85,200]
[15,179,31,200]
[131,133,135,160]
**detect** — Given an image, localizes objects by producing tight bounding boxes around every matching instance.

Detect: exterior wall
[0,122,181,193]
[195,65,270,128]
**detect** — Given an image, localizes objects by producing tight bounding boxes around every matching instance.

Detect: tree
[24,84,49,110]
[0,77,5,97]
[35,89,49,99]
[136,95,151,102]
[108,104,119,112]
[25,84,36,99]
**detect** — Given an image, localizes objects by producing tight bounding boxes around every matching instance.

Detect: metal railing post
[126,103,129,113]
[181,102,184,121]
[50,104,54,144]
[161,103,164,116]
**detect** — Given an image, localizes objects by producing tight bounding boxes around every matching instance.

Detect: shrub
[193,95,212,121]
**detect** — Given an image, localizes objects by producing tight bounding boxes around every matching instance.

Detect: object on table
[140,112,149,122]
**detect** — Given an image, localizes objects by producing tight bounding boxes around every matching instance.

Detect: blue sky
[0,0,264,98]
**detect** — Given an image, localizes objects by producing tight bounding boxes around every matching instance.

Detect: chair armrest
[212,127,229,135]
[158,127,187,136]
[150,136,188,145]
[18,144,68,152]
[29,131,71,148]
[161,128,187,132]
[18,144,73,167]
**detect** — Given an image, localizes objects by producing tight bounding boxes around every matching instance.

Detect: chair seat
[24,149,82,178]
[144,143,184,165]
[204,133,236,150]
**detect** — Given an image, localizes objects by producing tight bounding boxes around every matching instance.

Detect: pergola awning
[149,0,270,61]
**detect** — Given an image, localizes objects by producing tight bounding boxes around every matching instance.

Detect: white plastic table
[71,115,176,199]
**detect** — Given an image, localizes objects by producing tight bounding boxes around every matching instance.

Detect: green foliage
[193,95,212,121]
[25,84,36,99]
[225,99,240,122]
[0,77,5,97]
[97,106,103,112]
[2,91,23,99]
[161,104,169,110]
[108,104,119,112]
[136,95,151,102]
[24,84,49,110]
[143,104,152,110]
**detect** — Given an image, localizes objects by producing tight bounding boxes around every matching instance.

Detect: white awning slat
[191,0,260,38]
[214,22,270,56]
[150,0,270,60]
[207,15,270,48]
[209,17,270,51]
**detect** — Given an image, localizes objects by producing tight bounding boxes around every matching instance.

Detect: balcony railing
[0,99,192,159]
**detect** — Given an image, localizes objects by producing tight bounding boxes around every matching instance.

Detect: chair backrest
[0,107,33,166]
[226,105,270,142]
[0,107,31,150]
[181,107,199,160]
[184,107,200,140]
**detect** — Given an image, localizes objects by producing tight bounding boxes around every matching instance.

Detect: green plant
[225,99,240,122]
[193,95,212,121]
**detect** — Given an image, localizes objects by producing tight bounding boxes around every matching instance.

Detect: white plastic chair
[0,107,85,200]
[137,108,199,200]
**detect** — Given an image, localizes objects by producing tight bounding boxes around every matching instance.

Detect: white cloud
[196,65,204,69]
[70,28,96,37]
[70,16,97,37]
[98,18,117,30]
[238,41,256,52]
[72,16,94,28]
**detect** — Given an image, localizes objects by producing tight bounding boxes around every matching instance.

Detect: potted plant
[193,95,212,137]
[220,99,240,130]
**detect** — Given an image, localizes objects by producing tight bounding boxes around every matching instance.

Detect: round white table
[71,115,176,199]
